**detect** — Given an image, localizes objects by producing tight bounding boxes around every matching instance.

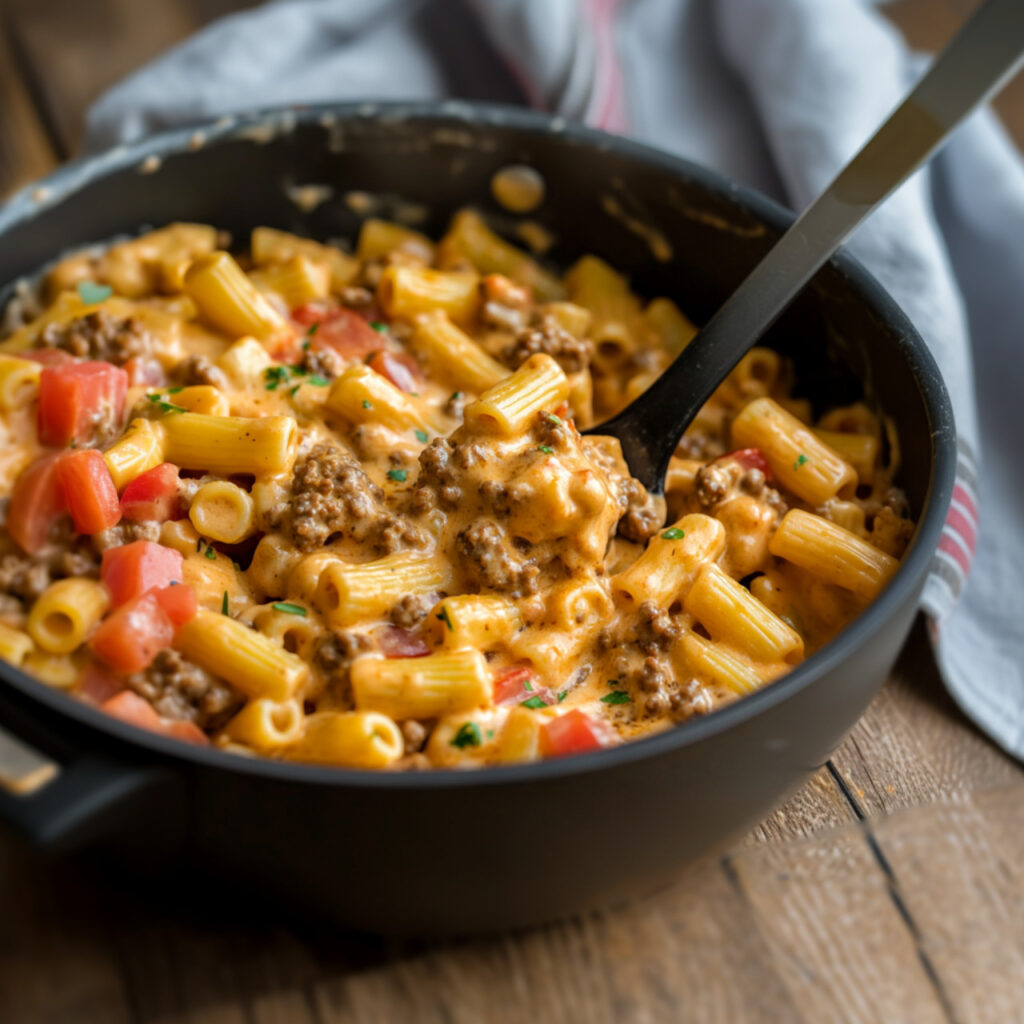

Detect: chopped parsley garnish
[369,321,388,333]
[387,468,408,482]
[221,591,230,615]
[144,393,186,414]
[537,445,555,455]
[289,384,301,398]
[451,721,481,749]
[450,391,462,402]
[305,321,320,337]
[523,679,533,691]
[264,366,291,391]
[436,606,453,632]
[302,340,311,351]
[166,386,184,394]
[485,729,495,740]
[793,454,809,470]
[661,527,685,540]
[77,281,113,305]
[272,602,307,616]
[521,696,547,710]
[203,544,217,561]
[608,678,623,687]
[362,399,372,409]
[414,429,429,444]
[546,414,563,426]
[601,691,631,705]
[306,375,330,387]
[557,690,568,703]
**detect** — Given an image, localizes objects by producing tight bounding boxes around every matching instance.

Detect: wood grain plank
[0,841,133,1024]
[0,17,57,197]
[873,786,1024,1024]
[729,824,952,1024]
[830,620,1023,816]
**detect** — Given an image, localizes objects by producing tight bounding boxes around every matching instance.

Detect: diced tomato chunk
[293,305,381,359]
[120,462,181,521]
[717,447,772,480]
[368,350,421,393]
[58,449,121,534]
[99,690,209,746]
[153,583,198,628]
[376,625,430,658]
[76,664,125,705]
[7,452,69,553]
[38,360,127,446]
[90,591,175,674]
[540,709,615,758]
[493,664,553,707]
[101,541,183,606]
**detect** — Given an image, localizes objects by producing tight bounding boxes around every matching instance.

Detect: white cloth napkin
[85,0,1024,759]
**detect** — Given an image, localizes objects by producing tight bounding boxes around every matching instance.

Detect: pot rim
[0,100,957,790]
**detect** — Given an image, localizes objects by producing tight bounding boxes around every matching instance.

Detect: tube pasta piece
[24,650,80,688]
[377,265,480,326]
[172,385,231,417]
[160,412,296,475]
[316,553,451,629]
[409,312,509,394]
[0,622,34,666]
[769,509,899,601]
[286,710,403,768]
[324,364,431,433]
[176,609,309,702]
[251,605,319,660]
[566,255,641,369]
[539,301,592,339]
[287,549,342,605]
[731,397,857,504]
[250,226,360,290]
[249,255,330,308]
[428,594,523,651]
[812,428,880,481]
[223,698,304,751]
[680,632,767,697]
[189,480,257,544]
[27,579,110,655]
[684,563,804,663]
[644,297,697,356]
[103,418,165,492]
[351,650,492,720]
[440,209,565,302]
[728,348,781,401]
[217,336,274,388]
[497,705,544,764]
[247,533,302,602]
[0,354,41,411]
[613,513,726,608]
[184,251,287,340]
[357,218,435,263]
[464,353,569,436]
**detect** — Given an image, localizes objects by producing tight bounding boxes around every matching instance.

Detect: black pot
[0,103,955,934]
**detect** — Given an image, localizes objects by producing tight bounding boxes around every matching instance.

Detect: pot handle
[0,724,179,853]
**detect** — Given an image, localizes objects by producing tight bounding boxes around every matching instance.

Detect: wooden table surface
[0,1,1022,1021]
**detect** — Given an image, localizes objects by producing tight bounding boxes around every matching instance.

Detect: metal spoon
[590,0,1024,492]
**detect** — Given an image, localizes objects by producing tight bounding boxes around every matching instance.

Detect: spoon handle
[591,0,1024,492]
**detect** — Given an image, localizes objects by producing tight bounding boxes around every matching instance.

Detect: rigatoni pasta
[0,210,915,769]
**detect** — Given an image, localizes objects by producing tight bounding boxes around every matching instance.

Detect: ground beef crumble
[172,353,229,390]
[39,311,153,365]
[456,519,540,597]
[503,314,593,374]
[127,649,241,729]
[285,442,424,553]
